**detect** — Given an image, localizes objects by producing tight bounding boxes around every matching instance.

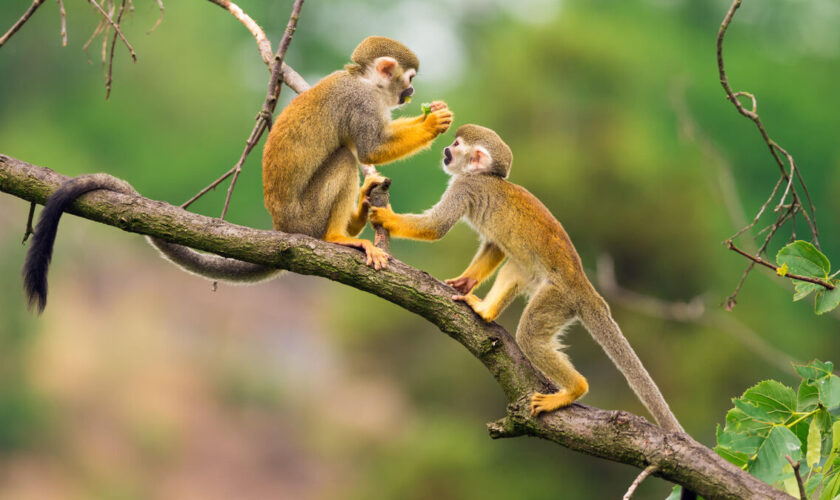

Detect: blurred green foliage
[1,0,840,498]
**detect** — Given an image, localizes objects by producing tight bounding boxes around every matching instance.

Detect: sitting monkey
[368,124,682,430]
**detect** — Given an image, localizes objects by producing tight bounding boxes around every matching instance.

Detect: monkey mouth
[399,86,414,104]
[443,147,452,165]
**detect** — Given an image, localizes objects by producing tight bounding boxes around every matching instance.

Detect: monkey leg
[453,260,525,323]
[516,284,589,417]
[323,178,389,270]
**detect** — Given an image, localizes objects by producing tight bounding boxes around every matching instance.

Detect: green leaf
[715,445,750,468]
[782,463,800,497]
[831,421,840,455]
[795,281,822,301]
[777,241,831,278]
[806,470,824,496]
[735,380,797,424]
[665,485,682,500]
[816,284,840,315]
[798,380,820,412]
[820,471,840,500]
[795,360,835,381]
[809,419,823,467]
[818,376,840,410]
[751,425,802,484]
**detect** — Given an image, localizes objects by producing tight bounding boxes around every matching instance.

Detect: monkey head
[347,36,420,107]
[443,124,512,178]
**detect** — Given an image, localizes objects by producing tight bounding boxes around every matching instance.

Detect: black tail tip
[22,263,47,315]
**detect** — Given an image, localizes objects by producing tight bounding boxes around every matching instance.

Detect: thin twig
[21,201,36,244]
[727,241,834,290]
[105,0,128,99]
[87,0,137,62]
[57,0,67,46]
[785,455,806,500]
[716,0,824,308]
[623,465,658,500]
[205,0,272,65]
[147,0,164,34]
[219,0,305,219]
[0,0,47,48]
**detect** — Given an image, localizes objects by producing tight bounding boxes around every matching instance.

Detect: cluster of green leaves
[713,360,840,498]
[777,241,840,314]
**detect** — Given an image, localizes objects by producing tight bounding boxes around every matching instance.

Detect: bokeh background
[1,0,839,498]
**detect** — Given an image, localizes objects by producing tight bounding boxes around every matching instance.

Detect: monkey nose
[404,86,414,97]
[443,148,452,165]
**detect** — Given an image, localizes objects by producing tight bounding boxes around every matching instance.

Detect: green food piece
[403,96,412,104]
[421,102,432,117]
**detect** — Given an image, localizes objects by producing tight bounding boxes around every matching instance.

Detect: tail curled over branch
[22,173,279,314]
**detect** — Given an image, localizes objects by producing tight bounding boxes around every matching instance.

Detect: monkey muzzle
[443,147,452,165]
[399,86,414,104]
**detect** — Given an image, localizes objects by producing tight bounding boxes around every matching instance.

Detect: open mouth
[443,147,452,165]
[399,86,414,104]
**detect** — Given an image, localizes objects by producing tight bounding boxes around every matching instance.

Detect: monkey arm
[446,241,505,295]
[369,185,466,241]
[354,107,453,165]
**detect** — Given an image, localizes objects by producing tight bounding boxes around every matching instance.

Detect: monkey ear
[375,57,398,78]
[468,146,492,172]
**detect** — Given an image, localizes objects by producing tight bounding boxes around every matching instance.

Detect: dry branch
[0,0,47,47]
[0,154,791,500]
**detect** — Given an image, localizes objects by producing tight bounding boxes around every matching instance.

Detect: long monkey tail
[23,173,279,314]
[577,292,684,433]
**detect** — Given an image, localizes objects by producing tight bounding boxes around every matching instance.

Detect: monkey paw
[429,101,448,112]
[361,174,387,198]
[363,243,390,270]
[446,276,477,295]
[425,108,453,135]
[368,206,395,229]
[529,392,576,417]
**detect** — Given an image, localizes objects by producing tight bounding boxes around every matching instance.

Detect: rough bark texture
[0,154,790,500]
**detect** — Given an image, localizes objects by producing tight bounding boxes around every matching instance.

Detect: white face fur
[442,137,492,176]
[363,57,416,108]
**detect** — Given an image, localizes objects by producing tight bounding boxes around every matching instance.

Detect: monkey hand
[446,276,478,295]
[368,205,397,231]
[360,173,387,203]
[452,294,496,322]
[423,102,453,135]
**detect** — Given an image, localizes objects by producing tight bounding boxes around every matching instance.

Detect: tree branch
[0,154,790,499]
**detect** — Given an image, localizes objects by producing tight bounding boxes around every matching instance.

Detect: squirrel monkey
[368,124,683,431]
[22,37,453,312]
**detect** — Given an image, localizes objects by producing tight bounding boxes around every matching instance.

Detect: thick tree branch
[0,154,789,499]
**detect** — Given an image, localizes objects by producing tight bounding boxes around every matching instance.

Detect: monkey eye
[453,140,459,147]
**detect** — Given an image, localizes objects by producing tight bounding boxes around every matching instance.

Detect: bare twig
[623,465,658,500]
[87,0,137,62]
[21,201,36,244]
[147,0,164,34]
[717,0,825,308]
[0,0,47,47]
[785,455,806,500]
[57,0,67,46]
[219,0,305,219]
[183,0,311,210]
[105,0,128,99]
[205,0,272,65]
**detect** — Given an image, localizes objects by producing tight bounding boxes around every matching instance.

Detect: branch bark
[0,154,790,499]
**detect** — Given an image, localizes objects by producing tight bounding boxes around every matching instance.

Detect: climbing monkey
[369,124,683,431]
[22,36,452,312]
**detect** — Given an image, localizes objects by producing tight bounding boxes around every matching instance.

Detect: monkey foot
[529,391,578,417]
[362,243,390,270]
[452,294,496,322]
